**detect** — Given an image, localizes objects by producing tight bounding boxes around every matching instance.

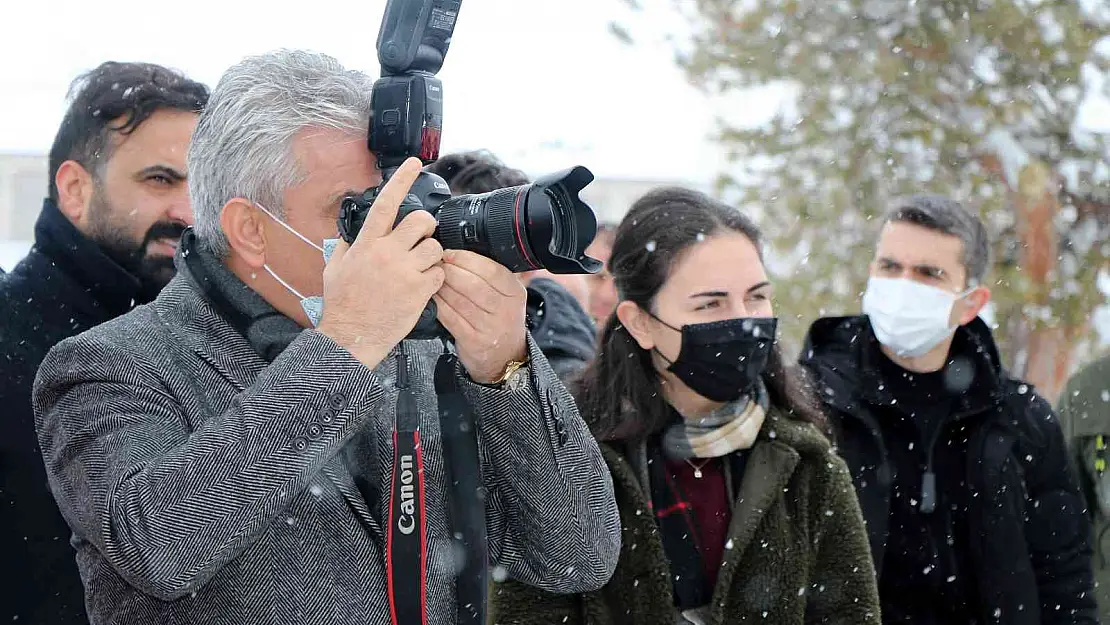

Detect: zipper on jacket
[919,405,990,515]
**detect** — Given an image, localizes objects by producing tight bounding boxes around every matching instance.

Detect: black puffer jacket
[800,316,1097,625]
[525,278,596,383]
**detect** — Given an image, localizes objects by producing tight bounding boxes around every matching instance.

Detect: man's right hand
[316,157,445,369]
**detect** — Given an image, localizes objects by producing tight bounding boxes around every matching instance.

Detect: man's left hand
[434,250,528,384]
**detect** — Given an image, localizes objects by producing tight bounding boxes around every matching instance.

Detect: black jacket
[800,315,1097,625]
[1,199,147,625]
[525,277,596,383]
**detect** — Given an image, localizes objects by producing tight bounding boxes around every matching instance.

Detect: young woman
[490,187,879,624]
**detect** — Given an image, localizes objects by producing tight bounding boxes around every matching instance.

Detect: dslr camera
[337,0,602,339]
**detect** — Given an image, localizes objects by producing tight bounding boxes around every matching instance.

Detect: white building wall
[0,152,49,242]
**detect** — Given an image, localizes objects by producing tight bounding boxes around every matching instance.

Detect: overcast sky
[4,1,1106,180]
[0,0,796,185]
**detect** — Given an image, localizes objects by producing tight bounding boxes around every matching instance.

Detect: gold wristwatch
[491,356,530,385]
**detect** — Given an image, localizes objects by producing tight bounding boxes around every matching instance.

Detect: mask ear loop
[949,285,982,327]
[645,309,683,334]
[252,201,323,302]
[255,201,325,254]
[262,264,307,301]
[642,308,683,368]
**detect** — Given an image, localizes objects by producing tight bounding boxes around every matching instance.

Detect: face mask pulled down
[256,202,337,327]
[862,276,969,358]
[652,314,778,403]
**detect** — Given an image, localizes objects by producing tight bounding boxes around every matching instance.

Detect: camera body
[340,0,602,339]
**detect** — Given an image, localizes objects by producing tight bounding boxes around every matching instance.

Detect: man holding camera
[32,49,620,624]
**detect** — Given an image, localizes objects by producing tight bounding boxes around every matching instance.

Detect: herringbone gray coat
[32,274,620,625]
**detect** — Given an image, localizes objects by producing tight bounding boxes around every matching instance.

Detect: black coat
[1,199,147,625]
[800,315,1097,625]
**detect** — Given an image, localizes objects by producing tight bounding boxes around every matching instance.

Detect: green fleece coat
[489,411,880,625]
[1057,354,1110,619]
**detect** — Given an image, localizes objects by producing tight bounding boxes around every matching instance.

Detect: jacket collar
[801,315,1005,417]
[156,228,299,393]
[32,197,144,316]
[154,269,265,395]
[525,277,597,362]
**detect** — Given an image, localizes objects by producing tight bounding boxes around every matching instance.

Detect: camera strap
[434,345,488,625]
[388,347,428,625]
[387,344,488,625]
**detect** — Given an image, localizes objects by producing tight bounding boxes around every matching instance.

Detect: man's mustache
[142,222,188,253]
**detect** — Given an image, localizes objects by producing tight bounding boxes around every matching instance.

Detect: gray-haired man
[32,49,620,624]
[799,195,1096,624]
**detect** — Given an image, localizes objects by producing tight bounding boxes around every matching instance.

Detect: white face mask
[255,202,338,327]
[861,276,970,358]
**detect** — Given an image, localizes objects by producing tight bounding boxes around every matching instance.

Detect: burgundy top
[661,456,732,591]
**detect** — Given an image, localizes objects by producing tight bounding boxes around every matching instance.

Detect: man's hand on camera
[434,250,528,385]
[317,157,445,370]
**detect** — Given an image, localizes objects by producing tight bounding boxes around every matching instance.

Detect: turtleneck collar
[32,198,144,317]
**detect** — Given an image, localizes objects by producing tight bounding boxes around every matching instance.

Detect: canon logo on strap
[398,454,416,534]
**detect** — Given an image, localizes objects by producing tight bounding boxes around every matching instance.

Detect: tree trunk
[1011,160,1075,403]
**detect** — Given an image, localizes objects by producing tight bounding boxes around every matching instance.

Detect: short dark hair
[425,150,529,194]
[47,61,209,203]
[881,194,991,286]
[578,186,828,442]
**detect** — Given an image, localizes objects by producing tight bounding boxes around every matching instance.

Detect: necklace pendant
[693,467,703,479]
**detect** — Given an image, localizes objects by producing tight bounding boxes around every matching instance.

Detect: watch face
[501,363,529,390]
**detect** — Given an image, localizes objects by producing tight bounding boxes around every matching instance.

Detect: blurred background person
[491,187,879,624]
[1058,352,1110,619]
[583,221,617,327]
[800,195,1097,624]
[0,61,208,625]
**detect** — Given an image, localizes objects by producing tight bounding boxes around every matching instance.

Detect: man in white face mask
[800,194,1096,625]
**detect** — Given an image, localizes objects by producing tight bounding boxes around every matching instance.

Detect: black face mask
[652,315,778,403]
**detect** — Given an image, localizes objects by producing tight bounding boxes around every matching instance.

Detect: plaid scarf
[661,383,768,460]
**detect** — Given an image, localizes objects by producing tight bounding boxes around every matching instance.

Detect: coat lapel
[710,439,799,620]
[596,437,802,625]
[154,276,384,540]
[322,458,384,539]
[597,444,678,624]
[156,277,264,393]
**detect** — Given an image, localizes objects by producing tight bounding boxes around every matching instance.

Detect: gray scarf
[183,231,304,362]
[661,382,769,460]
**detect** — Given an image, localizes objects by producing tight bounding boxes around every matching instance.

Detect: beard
[86,189,187,301]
